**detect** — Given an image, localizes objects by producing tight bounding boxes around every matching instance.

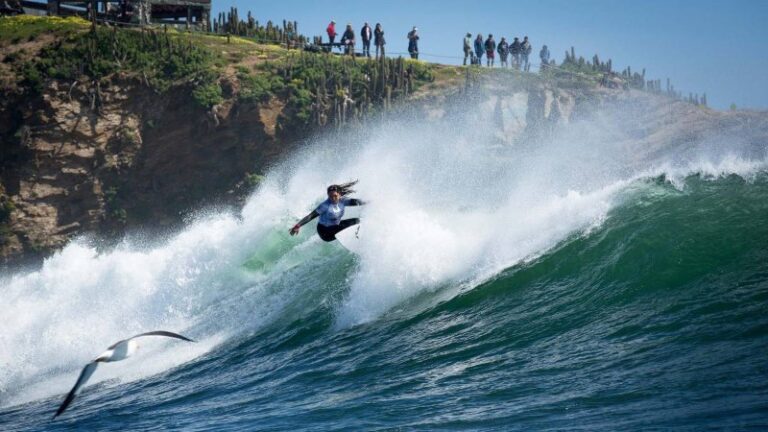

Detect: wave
[1,95,766,419]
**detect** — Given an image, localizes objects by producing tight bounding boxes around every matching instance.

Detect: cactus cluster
[259,53,433,129]
[212,9,305,48]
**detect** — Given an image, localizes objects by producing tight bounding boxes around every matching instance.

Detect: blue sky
[212,0,768,110]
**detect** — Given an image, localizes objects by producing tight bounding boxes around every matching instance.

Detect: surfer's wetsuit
[297,197,363,242]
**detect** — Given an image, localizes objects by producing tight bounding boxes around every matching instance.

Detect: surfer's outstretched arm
[290,210,319,236]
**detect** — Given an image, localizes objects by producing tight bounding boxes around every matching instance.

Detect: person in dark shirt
[407,26,419,59]
[497,37,510,68]
[474,34,484,65]
[484,34,496,67]
[510,37,522,70]
[341,23,356,56]
[539,44,550,71]
[361,22,372,58]
[374,23,386,59]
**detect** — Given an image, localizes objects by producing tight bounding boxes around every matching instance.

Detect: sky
[212,0,768,110]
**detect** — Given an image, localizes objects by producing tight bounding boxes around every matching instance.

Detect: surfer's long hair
[327,180,357,196]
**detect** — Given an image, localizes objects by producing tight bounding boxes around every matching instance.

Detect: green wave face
[379,174,768,429]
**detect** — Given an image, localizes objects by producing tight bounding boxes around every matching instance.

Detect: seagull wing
[54,361,99,418]
[130,330,195,343]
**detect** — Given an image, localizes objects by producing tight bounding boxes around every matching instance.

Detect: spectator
[374,23,386,59]
[497,37,509,68]
[484,34,496,67]
[510,37,521,70]
[341,23,356,55]
[521,36,532,71]
[539,44,550,71]
[407,26,419,59]
[361,22,372,58]
[463,33,472,66]
[326,20,337,45]
[474,34,484,65]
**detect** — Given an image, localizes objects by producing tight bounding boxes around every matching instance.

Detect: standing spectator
[510,37,522,70]
[484,34,496,67]
[326,20,337,45]
[539,44,550,71]
[374,23,386,59]
[341,23,355,55]
[463,33,472,65]
[497,37,510,68]
[407,26,419,59]
[474,34,484,65]
[521,36,532,71]
[361,22,372,58]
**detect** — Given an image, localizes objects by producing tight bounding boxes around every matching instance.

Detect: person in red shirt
[326,20,337,45]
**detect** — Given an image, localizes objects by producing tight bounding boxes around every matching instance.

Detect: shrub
[238,72,272,103]
[192,82,223,108]
[245,173,264,188]
[13,24,222,96]
[0,196,14,224]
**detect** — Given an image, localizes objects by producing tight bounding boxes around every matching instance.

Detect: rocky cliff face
[0,74,289,267]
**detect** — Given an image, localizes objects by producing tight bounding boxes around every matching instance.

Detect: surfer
[289,181,365,242]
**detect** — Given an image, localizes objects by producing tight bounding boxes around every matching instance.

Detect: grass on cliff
[2,16,223,106]
[2,15,438,115]
[241,51,435,125]
[0,15,88,45]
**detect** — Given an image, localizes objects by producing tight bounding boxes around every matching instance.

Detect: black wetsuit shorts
[317,218,360,242]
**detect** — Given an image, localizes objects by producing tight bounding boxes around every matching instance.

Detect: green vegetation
[256,52,435,126]
[237,71,280,103]
[0,195,14,224]
[0,15,88,45]
[2,16,222,107]
[2,15,436,123]
[192,82,223,108]
[103,186,127,225]
[212,9,306,48]
[245,173,265,188]
[0,187,14,245]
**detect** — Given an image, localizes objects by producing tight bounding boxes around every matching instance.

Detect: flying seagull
[53,330,195,419]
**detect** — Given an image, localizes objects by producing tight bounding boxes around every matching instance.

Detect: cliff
[1,16,766,268]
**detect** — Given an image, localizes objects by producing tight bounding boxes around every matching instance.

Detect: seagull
[53,330,195,419]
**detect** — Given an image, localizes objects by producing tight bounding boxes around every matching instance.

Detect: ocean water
[1,98,767,431]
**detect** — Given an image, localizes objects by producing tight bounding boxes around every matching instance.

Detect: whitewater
[1,91,767,430]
